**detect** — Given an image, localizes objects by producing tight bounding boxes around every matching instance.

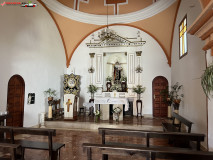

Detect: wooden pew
[0,126,65,160]
[0,143,21,160]
[99,127,204,150]
[83,143,213,160]
[162,112,193,133]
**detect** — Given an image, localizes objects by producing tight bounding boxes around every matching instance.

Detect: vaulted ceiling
[39,0,190,67]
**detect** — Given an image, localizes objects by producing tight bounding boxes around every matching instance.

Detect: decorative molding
[42,0,176,25]
[95,54,103,84]
[86,29,146,48]
[127,53,135,84]
[89,53,95,58]
[136,51,142,56]
[74,0,89,11]
[104,0,128,15]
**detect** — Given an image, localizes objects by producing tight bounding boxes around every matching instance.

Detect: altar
[94,97,128,121]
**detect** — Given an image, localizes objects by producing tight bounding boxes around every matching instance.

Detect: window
[179,15,187,58]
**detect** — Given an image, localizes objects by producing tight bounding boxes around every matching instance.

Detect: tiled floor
[23,115,167,160]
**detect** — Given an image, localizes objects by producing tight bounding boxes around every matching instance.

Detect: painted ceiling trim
[41,0,176,25]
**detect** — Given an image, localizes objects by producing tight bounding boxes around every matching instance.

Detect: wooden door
[6,75,25,127]
[152,76,168,117]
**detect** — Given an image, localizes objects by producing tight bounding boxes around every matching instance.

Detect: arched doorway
[152,76,168,117]
[6,75,25,127]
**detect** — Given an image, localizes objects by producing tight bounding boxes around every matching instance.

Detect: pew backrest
[83,143,213,160]
[99,127,204,150]
[0,126,60,160]
[172,112,193,133]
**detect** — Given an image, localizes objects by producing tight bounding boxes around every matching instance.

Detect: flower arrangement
[132,85,146,94]
[112,107,122,122]
[110,85,121,92]
[88,67,95,73]
[171,82,184,104]
[112,107,122,114]
[94,110,100,116]
[161,82,184,110]
[87,85,98,93]
[106,76,112,82]
[135,65,143,73]
[120,75,127,82]
[94,110,100,122]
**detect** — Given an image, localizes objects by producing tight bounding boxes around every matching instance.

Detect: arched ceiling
[42,0,176,24]
[57,0,155,15]
[39,0,182,67]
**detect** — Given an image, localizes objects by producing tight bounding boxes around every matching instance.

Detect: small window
[179,15,187,58]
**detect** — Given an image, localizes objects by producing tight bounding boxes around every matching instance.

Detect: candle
[48,106,52,118]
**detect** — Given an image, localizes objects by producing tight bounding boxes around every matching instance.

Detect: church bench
[98,127,204,151]
[0,126,65,160]
[0,143,21,160]
[82,143,213,160]
[162,112,193,133]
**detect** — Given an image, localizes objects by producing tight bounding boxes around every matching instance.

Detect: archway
[6,75,25,127]
[152,76,168,117]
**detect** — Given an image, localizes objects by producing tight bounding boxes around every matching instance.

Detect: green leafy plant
[44,88,56,97]
[110,85,121,92]
[201,64,213,98]
[106,76,112,82]
[120,75,127,82]
[132,85,146,94]
[171,82,184,104]
[88,85,98,93]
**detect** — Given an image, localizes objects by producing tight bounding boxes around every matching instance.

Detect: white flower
[95,110,100,116]
[113,107,122,114]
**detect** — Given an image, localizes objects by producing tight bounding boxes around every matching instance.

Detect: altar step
[44,120,163,131]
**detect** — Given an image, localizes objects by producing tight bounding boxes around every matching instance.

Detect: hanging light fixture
[86,4,146,48]
[98,3,116,41]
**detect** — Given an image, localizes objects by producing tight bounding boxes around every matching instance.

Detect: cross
[66,99,72,112]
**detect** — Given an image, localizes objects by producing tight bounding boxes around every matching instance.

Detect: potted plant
[201,63,213,98]
[160,86,175,118]
[106,76,112,82]
[120,76,127,82]
[106,76,112,92]
[171,82,184,111]
[132,85,146,100]
[44,88,56,101]
[112,107,122,122]
[88,84,98,99]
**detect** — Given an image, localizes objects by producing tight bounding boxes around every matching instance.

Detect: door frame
[7,74,25,127]
[152,76,168,117]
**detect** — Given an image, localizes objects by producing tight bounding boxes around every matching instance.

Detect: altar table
[94,98,129,120]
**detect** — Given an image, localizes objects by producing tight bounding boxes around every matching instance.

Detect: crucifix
[66,99,72,112]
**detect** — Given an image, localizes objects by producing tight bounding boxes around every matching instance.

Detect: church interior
[0,0,213,159]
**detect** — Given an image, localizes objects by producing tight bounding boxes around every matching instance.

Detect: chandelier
[98,27,115,41]
[86,4,146,48]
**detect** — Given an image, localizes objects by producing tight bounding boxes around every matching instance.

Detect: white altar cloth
[94,98,129,111]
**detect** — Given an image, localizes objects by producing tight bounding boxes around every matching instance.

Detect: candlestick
[48,106,52,119]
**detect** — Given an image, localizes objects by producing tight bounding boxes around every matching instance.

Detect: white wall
[171,0,207,147]
[206,49,213,150]
[0,2,66,126]
[70,25,171,115]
